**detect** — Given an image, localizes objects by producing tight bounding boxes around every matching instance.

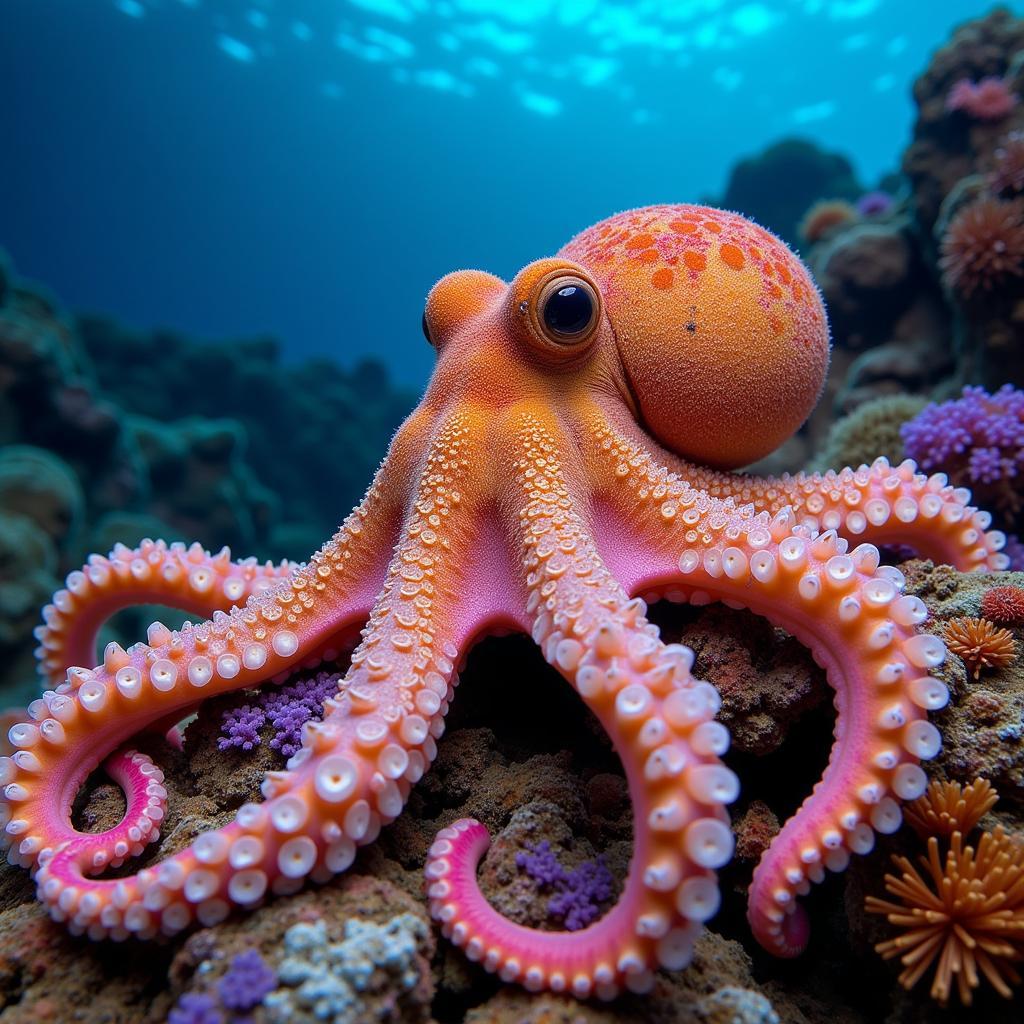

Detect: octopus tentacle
[599,409,1007,572]
[587,411,947,956]
[0,409,478,940]
[425,413,737,1000]
[35,540,296,691]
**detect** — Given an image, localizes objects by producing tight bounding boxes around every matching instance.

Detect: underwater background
[1,0,1004,386]
[3,3,1024,1023]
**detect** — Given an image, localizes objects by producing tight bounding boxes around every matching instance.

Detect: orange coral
[939,198,1024,298]
[904,778,999,840]
[866,827,1024,1006]
[981,584,1024,624]
[941,616,1017,678]
[797,199,857,244]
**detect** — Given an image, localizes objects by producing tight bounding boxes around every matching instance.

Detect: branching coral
[218,670,341,759]
[515,840,615,931]
[218,950,278,1012]
[264,915,428,1024]
[939,198,1024,298]
[941,616,1017,679]
[798,199,858,244]
[904,778,999,840]
[900,385,1024,520]
[946,76,1020,121]
[866,826,1024,1005]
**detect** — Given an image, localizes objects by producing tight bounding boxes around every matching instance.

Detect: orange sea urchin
[866,827,1024,1006]
[941,615,1017,678]
[939,198,1024,299]
[904,778,999,840]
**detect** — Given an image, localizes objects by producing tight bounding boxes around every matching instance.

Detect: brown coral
[941,616,1017,678]
[981,584,1024,624]
[866,826,1024,1006]
[797,199,858,244]
[939,197,1024,298]
[904,778,999,840]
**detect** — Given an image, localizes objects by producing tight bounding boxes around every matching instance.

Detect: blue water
[1,0,1005,388]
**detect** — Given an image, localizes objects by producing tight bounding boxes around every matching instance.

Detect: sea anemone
[941,616,1017,679]
[939,198,1024,298]
[798,199,858,244]
[866,826,1024,1006]
[981,584,1024,624]
[991,132,1024,197]
[904,778,999,840]
[946,75,1020,121]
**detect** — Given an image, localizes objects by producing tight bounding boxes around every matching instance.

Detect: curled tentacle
[585,410,947,956]
[0,410,478,940]
[34,540,296,691]
[426,413,736,999]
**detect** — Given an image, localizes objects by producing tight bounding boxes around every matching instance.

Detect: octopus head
[421,205,829,471]
[559,204,831,469]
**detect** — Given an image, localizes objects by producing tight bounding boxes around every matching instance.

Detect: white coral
[264,914,428,1023]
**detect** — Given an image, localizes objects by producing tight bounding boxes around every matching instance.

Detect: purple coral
[218,949,278,1011]
[516,840,614,931]
[856,190,894,217]
[901,386,1024,483]
[168,993,223,1024]
[219,670,341,759]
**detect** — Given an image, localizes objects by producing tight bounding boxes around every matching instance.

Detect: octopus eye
[421,310,433,347]
[537,276,599,345]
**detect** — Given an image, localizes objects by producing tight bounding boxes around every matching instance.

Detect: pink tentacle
[426,413,736,1000]
[35,539,296,691]
[584,412,948,957]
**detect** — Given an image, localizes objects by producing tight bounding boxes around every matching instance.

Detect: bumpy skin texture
[0,205,1010,1000]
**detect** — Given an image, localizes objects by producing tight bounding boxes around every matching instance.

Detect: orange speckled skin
[4,206,1010,1003]
[560,205,830,468]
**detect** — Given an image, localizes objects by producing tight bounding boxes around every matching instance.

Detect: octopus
[0,205,1009,1001]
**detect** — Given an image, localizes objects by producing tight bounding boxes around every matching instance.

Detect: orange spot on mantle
[669,220,699,234]
[683,250,706,272]
[720,243,745,270]
[651,267,674,289]
[626,233,655,249]
[634,249,659,264]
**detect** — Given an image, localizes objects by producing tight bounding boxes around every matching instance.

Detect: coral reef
[0,256,410,704]
[715,138,863,247]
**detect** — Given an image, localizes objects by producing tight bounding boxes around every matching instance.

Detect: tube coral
[904,778,999,840]
[866,827,1024,1006]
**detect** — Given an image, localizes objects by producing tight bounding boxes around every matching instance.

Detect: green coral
[812,394,928,472]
